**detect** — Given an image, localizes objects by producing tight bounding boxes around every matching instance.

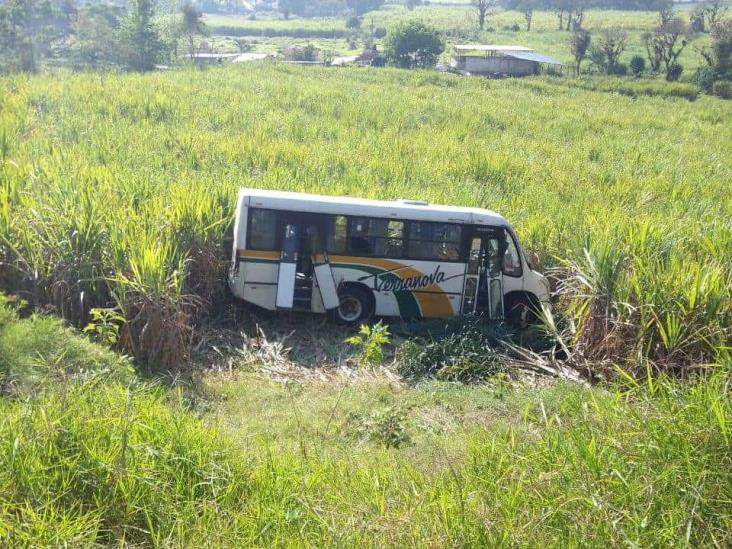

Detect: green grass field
[1,63,730,369]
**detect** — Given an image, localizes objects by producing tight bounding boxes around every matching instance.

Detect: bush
[666,62,683,82]
[630,55,645,76]
[396,316,505,382]
[693,66,717,92]
[608,62,628,76]
[346,16,362,30]
[712,80,732,99]
[353,405,411,448]
[345,321,391,367]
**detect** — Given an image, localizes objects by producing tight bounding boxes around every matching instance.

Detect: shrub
[354,405,411,448]
[346,16,362,30]
[345,321,391,367]
[666,62,683,81]
[693,66,717,92]
[396,316,504,382]
[712,80,732,99]
[630,55,645,76]
[608,62,628,76]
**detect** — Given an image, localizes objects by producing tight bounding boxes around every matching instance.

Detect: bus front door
[461,230,504,319]
[276,223,299,308]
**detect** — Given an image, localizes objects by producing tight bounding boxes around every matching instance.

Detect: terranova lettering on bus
[374,266,446,292]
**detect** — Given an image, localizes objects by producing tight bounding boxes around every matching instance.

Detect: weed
[345,321,391,367]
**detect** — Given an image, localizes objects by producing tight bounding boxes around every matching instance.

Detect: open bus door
[313,254,339,310]
[461,227,504,319]
[276,223,299,309]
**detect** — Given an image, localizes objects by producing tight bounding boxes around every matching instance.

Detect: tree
[701,0,729,27]
[70,4,122,69]
[593,27,627,73]
[180,1,207,59]
[118,0,164,71]
[383,20,444,69]
[566,0,588,31]
[516,0,538,31]
[651,0,674,25]
[473,0,496,31]
[699,19,732,72]
[0,0,74,73]
[649,17,691,80]
[569,28,591,75]
[346,0,385,16]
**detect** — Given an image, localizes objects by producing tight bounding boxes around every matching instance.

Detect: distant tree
[383,20,444,68]
[651,0,674,25]
[699,19,732,72]
[180,1,207,59]
[472,0,497,31]
[551,0,587,32]
[346,0,384,16]
[593,27,627,73]
[701,0,729,27]
[651,17,691,80]
[346,15,362,29]
[406,0,423,10]
[690,7,706,33]
[71,4,122,68]
[0,0,74,73]
[517,0,538,31]
[569,28,591,74]
[118,0,164,71]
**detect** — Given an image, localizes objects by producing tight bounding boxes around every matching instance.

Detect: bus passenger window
[407,222,461,261]
[248,209,277,250]
[326,215,347,254]
[373,220,404,258]
[503,232,523,277]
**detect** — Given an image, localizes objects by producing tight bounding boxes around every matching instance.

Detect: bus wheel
[505,296,538,330]
[330,285,374,327]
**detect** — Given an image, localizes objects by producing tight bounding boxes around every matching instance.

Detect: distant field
[206,7,709,68]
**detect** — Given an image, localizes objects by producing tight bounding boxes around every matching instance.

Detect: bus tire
[505,294,539,330]
[330,285,374,327]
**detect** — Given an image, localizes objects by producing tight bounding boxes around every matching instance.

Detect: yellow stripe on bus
[236,249,279,260]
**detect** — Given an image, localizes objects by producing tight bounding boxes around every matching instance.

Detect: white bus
[229,189,550,326]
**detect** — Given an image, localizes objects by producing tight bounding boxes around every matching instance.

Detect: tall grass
[0,295,730,545]
[0,64,730,372]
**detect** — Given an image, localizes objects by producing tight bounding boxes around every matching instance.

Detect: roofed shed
[450,45,562,76]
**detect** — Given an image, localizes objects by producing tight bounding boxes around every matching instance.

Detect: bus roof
[240,188,508,226]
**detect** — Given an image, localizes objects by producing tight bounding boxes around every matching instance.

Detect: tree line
[0,0,208,73]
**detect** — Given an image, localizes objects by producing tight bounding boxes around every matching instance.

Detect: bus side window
[248,209,277,250]
[408,222,461,261]
[348,217,373,255]
[326,215,347,254]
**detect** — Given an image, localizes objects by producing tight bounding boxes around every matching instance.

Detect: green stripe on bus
[331,262,421,319]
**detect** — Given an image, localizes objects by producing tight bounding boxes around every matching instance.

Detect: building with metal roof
[450,45,563,77]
